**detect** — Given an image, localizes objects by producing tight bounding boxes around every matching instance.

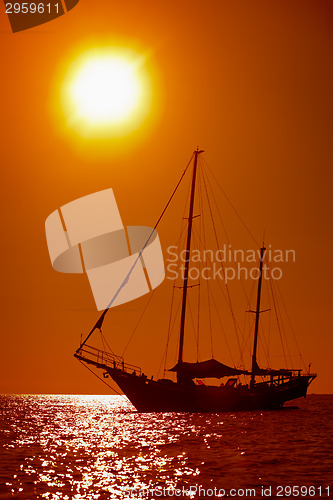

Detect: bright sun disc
[58,47,160,145]
[67,53,145,129]
[70,56,140,124]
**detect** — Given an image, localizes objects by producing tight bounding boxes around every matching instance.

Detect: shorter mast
[251,246,266,387]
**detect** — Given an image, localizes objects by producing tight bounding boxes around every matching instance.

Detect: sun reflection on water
[0,395,332,499]
[2,395,210,498]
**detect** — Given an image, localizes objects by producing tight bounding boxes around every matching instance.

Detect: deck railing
[75,344,142,376]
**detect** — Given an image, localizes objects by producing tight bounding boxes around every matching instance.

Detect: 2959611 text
[268,485,330,497]
[5,3,59,14]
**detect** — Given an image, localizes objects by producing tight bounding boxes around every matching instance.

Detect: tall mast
[251,245,266,386]
[177,149,203,366]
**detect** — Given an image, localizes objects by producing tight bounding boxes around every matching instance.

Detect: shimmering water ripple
[0,395,332,499]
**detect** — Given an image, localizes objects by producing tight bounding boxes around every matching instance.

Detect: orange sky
[0,0,332,395]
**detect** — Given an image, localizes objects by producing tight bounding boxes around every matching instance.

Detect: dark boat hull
[105,367,313,412]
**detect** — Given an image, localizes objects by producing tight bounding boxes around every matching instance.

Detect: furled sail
[252,360,292,377]
[170,359,251,379]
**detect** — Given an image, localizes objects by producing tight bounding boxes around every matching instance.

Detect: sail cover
[170,359,251,379]
[252,360,292,377]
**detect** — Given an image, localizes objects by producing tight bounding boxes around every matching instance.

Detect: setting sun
[69,56,141,124]
[60,47,154,139]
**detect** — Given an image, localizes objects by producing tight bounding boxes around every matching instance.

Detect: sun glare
[61,48,154,139]
[70,56,140,124]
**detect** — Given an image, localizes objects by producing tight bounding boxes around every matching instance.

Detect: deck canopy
[170,359,251,379]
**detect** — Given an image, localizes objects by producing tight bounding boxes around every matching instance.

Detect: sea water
[0,394,332,499]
